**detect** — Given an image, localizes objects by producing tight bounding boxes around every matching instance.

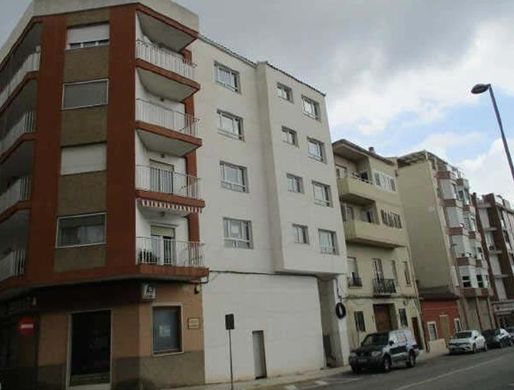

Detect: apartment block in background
[0,1,350,388]
[474,193,514,326]
[397,151,494,349]
[332,139,424,350]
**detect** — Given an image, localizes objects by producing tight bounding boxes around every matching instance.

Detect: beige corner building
[333,140,424,350]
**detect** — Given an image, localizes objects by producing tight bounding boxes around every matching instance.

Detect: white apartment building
[193,38,349,382]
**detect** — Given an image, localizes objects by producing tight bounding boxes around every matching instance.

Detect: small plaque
[188,317,201,329]
[142,284,156,300]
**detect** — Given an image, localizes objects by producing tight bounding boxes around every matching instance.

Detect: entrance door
[252,331,267,379]
[69,311,111,389]
[150,160,174,194]
[151,226,176,266]
[374,304,393,332]
[439,315,451,345]
[411,317,423,349]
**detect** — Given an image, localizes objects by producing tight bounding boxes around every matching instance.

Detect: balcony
[348,275,363,288]
[338,175,397,205]
[136,165,204,216]
[0,51,40,109]
[462,287,490,298]
[135,99,201,156]
[136,237,204,268]
[343,219,407,248]
[373,278,396,295]
[0,249,25,282]
[136,40,199,102]
[0,177,31,217]
[0,111,36,158]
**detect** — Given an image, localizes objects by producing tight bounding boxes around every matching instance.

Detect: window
[282,127,298,146]
[336,165,348,178]
[302,96,320,120]
[373,171,396,192]
[63,80,108,109]
[61,144,106,175]
[403,261,412,285]
[341,204,354,222]
[354,311,366,332]
[220,162,248,192]
[215,63,240,92]
[347,257,361,287]
[427,321,438,341]
[454,318,462,333]
[399,309,408,327]
[153,307,181,354]
[319,229,337,254]
[57,214,106,248]
[391,260,398,283]
[381,210,402,229]
[67,24,110,49]
[292,224,309,244]
[373,258,384,280]
[462,275,471,288]
[218,110,244,140]
[223,218,253,249]
[287,174,303,193]
[476,274,484,288]
[313,182,331,207]
[307,138,326,162]
[277,83,293,102]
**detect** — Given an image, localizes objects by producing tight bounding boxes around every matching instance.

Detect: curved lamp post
[471,83,514,183]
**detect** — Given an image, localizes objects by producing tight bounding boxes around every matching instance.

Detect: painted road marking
[285,385,298,390]
[393,355,505,390]
[314,381,328,386]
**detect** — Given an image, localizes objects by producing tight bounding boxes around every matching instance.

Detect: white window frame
[56,212,106,248]
[319,229,337,255]
[217,110,244,140]
[307,138,326,162]
[454,318,462,333]
[302,96,321,120]
[277,83,293,102]
[223,218,253,249]
[215,62,240,92]
[292,224,309,245]
[313,181,332,207]
[66,23,110,50]
[220,161,248,193]
[281,126,298,146]
[461,275,472,288]
[427,321,438,341]
[373,170,396,192]
[62,79,109,110]
[287,174,304,194]
[403,261,412,285]
[354,311,366,332]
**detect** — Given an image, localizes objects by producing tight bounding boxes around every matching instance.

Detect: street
[280,348,514,390]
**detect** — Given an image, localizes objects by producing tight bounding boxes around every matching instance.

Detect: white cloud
[459,138,514,202]
[405,131,484,160]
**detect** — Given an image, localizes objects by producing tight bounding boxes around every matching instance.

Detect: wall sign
[188,317,201,330]
[18,316,35,337]
[142,284,156,300]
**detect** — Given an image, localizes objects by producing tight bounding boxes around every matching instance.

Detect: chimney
[369,147,375,153]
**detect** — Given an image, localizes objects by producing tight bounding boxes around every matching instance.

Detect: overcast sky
[2,0,514,201]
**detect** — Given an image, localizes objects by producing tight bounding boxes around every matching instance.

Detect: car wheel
[382,356,392,373]
[351,365,361,374]
[472,344,477,354]
[406,351,416,368]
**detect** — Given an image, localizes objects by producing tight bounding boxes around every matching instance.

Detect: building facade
[397,151,494,347]
[474,193,514,326]
[0,1,350,389]
[332,140,423,351]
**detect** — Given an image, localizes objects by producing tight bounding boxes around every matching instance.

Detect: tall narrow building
[332,140,423,350]
[0,1,349,389]
[474,193,514,326]
[397,151,494,347]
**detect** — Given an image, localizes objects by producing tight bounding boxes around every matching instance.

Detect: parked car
[483,328,513,348]
[505,326,514,341]
[349,329,420,373]
[448,330,487,354]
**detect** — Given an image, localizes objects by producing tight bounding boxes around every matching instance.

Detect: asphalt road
[284,347,514,390]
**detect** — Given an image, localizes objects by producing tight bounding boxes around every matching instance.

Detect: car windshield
[454,332,472,339]
[361,333,389,347]
[506,327,514,332]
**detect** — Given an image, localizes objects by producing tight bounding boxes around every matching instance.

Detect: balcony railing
[0,51,41,108]
[0,249,25,282]
[0,176,31,215]
[0,111,36,155]
[136,99,198,137]
[136,40,195,80]
[348,275,363,288]
[136,165,200,200]
[373,278,396,295]
[136,237,204,268]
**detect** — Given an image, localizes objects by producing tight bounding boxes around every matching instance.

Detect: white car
[448,330,487,354]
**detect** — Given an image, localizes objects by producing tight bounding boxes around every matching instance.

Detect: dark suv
[349,330,420,373]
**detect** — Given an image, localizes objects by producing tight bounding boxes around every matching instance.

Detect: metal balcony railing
[136,165,201,200]
[0,249,25,282]
[136,99,198,137]
[136,237,204,268]
[0,176,31,215]
[0,50,41,108]
[348,275,363,287]
[136,40,195,80]
[0,111,36,155]
[373,278,396,295]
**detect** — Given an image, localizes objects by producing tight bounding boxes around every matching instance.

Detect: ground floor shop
[492,300,514,327]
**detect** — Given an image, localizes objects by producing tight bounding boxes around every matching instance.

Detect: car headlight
[371,351,382,357]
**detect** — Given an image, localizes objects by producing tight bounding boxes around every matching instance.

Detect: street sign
[225,314,235,390]
[225,313,235,330]
[18,316,35,337]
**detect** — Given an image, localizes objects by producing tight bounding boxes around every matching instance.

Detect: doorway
[439,315,451,345]
[151,226,176,266]
[150,160,175,194]
[252,331,267,379]
[69,310,111,389]
[411,317,423,349]
[373,304,393,332]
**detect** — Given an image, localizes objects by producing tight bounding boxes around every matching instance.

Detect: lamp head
[471,83,491,94]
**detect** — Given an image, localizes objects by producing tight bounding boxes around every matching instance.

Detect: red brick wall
[422,299,461,344]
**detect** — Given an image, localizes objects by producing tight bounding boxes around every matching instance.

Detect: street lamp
[471,83,514,183]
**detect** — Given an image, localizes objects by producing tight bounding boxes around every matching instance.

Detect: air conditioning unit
[489,246,496,251]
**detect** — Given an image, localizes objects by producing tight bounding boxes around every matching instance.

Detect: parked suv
[448,330,487,354]
[483,328,513,348]
[505,326,514,342]
[349,329,420,373]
